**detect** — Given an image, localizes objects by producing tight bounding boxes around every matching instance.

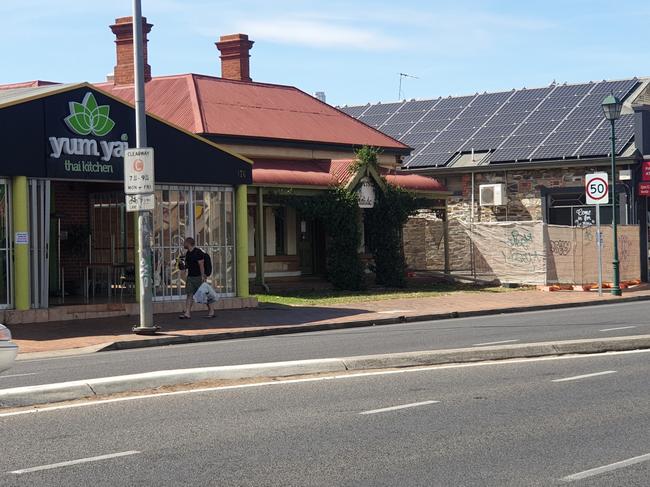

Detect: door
[297,217,314,275]
[0,181,11,308]
[29,180,50,308]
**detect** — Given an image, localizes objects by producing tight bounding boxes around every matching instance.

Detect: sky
[1,0,648,106]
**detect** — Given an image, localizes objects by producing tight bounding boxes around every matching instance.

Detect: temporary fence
[404,217,640,285]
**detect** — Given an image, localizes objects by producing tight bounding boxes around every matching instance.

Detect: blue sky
[1,0,648,106]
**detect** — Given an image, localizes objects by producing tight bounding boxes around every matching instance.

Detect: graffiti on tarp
[501,229,543,270]
[550,240,572,256]
[507,230,533,248]
[620,235,631,261]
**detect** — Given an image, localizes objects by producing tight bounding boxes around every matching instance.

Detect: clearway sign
[585,172,609,205]
[124,148,155,194]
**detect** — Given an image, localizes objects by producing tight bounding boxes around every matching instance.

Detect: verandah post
[235,184,249,297]
[12,176,30,310]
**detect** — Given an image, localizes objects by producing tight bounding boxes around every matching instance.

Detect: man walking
[179,237,214,319]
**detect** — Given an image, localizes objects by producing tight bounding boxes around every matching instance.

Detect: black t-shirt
[184,247,205,277]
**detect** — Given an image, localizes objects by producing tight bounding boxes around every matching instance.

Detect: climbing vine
[365,185,419,287]
[353,146,418,287]
[272,146,420,290]
[272,187,365,290]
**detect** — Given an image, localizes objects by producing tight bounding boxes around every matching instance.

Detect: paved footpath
[8,285,650,357]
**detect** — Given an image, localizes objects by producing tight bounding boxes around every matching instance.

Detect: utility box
[479,183,507,206]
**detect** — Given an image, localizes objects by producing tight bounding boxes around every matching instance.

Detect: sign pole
[596,204,603,296]
[131,0,157,334]
[586,172,609,298]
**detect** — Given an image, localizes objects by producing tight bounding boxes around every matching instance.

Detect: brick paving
[9,286,650,356]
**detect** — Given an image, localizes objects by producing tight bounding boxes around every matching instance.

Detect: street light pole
[602,93,623,297]
[131,0,157,333]
[609,118,621,296]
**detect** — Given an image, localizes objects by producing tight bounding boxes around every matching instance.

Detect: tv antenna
[398,72,419,100]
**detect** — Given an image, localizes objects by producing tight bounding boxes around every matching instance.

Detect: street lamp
[602,93,623,296]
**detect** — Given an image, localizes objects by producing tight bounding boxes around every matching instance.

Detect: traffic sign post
[586,172,609,296]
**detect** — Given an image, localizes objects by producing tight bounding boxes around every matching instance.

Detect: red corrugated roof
[0,80,59,90]
[252,159,446,192]
[96,74,409,151]
[332,160,447,192]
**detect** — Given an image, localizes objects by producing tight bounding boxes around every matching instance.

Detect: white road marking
[472,339,519,346]
[1,349,648,418]
[0,373,37,379]
[360,400,439,415]
[599,325,637,332]
[552,371,616,382]
[9,451,140,475]
[562,452,650,482]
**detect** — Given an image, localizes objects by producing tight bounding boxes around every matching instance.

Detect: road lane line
[9,451,140,475]
[599,326,637,332]
[562,452,650,482]
[0,373,37,379]
[552,371,616,382]
[359,400,439,415]
[2,349,648,418]
[472,339,519,346]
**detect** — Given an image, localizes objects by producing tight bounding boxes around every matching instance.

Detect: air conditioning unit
[479,183,507,206]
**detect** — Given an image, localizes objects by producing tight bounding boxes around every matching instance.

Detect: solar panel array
[341,79,639,168]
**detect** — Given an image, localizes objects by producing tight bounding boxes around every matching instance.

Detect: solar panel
[401,132,436,145]
[498,99,540,114]
[342,78,640,168]
[381,122,414,137]
[409,119,452,133]
[500,132,548,148]
[357,113,392,127]
[399,99,440,113]
[383,111,426,124]
[435,128,479,143]
[361,102,405,116]
[447,116,488,129]
[340,105,370,117]
[434,95,476,110]
[407,153,455,168]
[421,108,464,122]
[549,83,593,97]
[531,143,581,160]
[490,147,533,162]
[458,136,509,152]
[508,87,554,102]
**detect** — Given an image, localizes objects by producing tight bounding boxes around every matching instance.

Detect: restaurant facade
[0,82,253,320]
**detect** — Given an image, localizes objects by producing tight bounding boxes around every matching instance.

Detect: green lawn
[255,284,522,307]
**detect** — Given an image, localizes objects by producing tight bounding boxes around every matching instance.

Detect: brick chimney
[109,16,153,85]
[215,34,254,82]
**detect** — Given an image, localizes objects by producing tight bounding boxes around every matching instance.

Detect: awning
[252,158,447,193]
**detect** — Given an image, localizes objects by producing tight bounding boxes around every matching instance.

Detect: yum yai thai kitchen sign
[45,89,133,180]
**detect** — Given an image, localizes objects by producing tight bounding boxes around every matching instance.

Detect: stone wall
[443,166,615,276]
[403,209,446,271]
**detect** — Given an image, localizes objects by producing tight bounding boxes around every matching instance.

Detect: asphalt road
[1,350,648,486]
[2,300,650,389]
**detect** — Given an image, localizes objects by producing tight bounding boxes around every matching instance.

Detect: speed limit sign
[585,172,609,205]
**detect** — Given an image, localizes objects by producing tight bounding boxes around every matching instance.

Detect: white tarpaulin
[461,221,546,285]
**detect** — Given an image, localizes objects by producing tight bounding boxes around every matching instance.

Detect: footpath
[10,285,650,358]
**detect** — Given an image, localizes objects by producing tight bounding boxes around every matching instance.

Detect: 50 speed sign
[585,172,609,205]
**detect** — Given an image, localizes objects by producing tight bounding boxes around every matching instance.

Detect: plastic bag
[193,282,218,305]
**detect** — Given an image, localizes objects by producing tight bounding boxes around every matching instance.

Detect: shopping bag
[193,282,218,305]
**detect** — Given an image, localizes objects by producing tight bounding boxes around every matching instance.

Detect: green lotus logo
[64,92,115,137]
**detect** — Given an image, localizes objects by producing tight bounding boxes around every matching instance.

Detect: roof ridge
[341,76,646,108]
[289,84,410,150]
[187,74,207,133]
